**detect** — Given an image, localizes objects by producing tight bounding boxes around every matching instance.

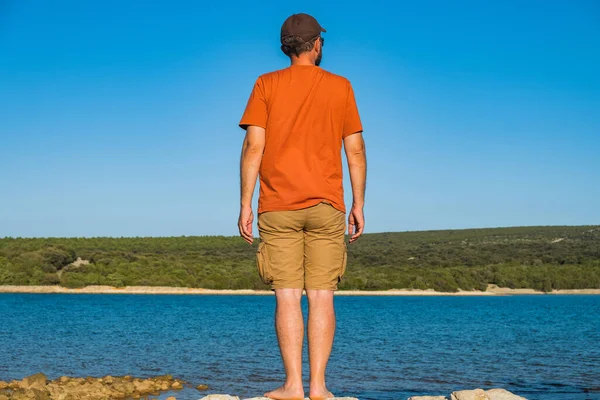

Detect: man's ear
[314,38,321,53]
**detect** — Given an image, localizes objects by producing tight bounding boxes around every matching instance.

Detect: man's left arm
[238,125,265,244]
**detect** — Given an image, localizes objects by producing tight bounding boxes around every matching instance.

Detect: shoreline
[1,284,599,295]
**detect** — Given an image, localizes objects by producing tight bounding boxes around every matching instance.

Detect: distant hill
[1,225,599,292]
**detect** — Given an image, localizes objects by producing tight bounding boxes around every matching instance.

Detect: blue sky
[1,0,599,238]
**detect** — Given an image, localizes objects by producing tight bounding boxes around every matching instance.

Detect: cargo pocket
[256,241,273,285]
[338,241,348,282]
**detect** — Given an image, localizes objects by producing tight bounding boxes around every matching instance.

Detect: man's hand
[348,205,365,243]
[238,205,254,244]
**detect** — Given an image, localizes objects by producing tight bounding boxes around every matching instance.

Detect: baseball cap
[280,13,326,43]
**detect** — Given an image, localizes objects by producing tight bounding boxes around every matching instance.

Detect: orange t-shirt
[239,64,363,215]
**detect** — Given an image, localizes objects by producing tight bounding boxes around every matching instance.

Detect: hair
[281,36,318,57]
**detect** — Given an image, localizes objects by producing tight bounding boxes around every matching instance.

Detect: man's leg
[258,209,306,399]
[306,289,335,399]
[264,288,305,399]
[304,202,347,399]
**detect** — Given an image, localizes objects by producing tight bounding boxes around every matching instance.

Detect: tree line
[0,225,598,292]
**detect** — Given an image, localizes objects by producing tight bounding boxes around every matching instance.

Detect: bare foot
[308,387,334,399]
[264,384,305,400]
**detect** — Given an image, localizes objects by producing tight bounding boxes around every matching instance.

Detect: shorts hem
[270,284,305,290]
[304,286,338,291]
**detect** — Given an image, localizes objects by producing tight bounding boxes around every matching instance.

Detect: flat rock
[242,398,305,400]
[451,389,489,400]
[408,396,448,400]
[199,395,241,400]
[485,388,527,400]
[241,398,358,400]
[242,398,301,400]
[242,398,289,400]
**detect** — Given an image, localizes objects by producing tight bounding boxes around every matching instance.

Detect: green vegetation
[1,226,599,292]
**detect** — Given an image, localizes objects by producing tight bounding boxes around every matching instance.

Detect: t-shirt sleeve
[342,81,363,138]
[239,77,268,130]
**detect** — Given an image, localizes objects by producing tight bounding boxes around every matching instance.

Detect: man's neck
[290,55,316,66]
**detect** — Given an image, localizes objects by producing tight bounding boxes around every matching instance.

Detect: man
[237,13,367,400]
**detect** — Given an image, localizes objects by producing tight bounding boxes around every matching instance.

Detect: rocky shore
[408,388,527,399]
[1,284,599,295]
[0,374,531,400]
[0,372,206,399]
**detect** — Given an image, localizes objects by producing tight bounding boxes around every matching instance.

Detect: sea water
[0,293,598,400]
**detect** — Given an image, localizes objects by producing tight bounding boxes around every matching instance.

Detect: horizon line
[2,224,598,240]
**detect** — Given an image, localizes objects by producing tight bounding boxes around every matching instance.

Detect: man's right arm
[344,132,367,243]
[237,76,267,244]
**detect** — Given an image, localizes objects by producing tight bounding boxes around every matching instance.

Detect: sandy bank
[0,284,599,295]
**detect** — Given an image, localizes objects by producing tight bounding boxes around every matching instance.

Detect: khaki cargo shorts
[256,201,347,291]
